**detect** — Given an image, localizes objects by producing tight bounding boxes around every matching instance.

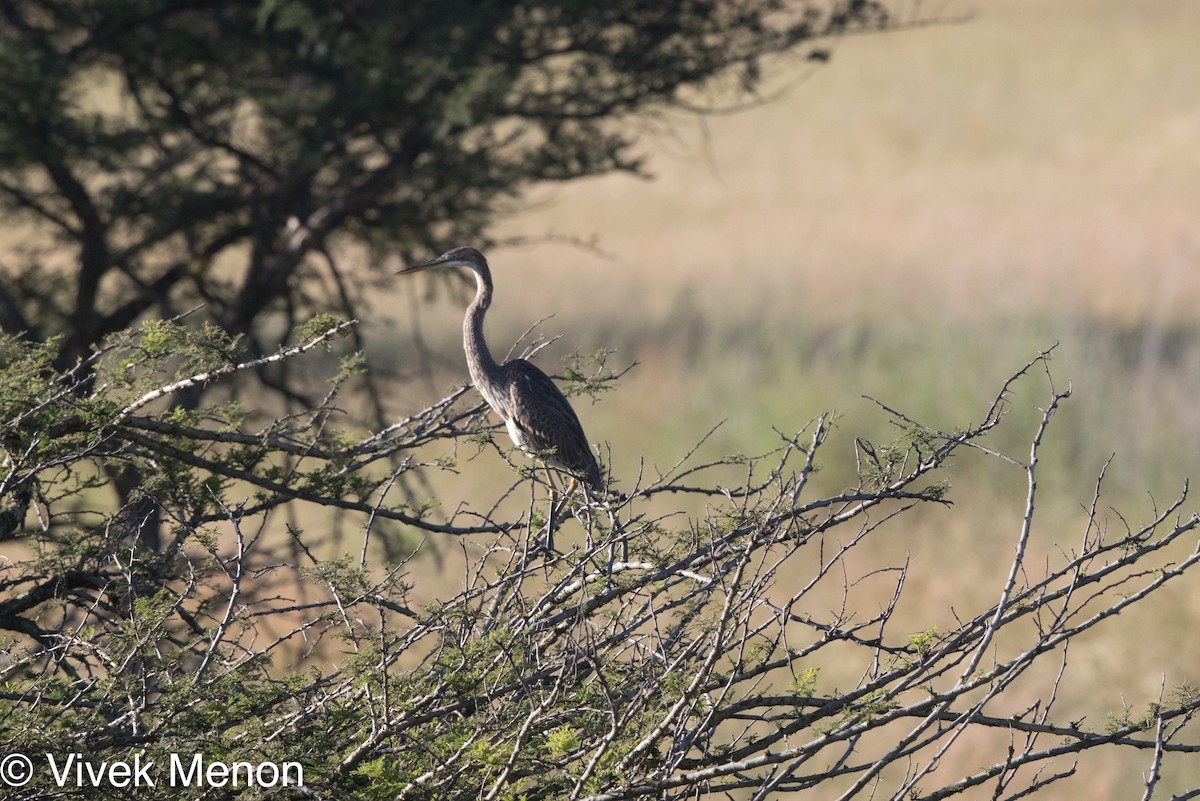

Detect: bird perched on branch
[397,247,603,499]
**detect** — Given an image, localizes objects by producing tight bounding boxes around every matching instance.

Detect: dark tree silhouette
[0,0,887,385]
[0,0,894,549]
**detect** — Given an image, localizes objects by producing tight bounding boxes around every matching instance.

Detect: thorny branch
[3,348,1199,800]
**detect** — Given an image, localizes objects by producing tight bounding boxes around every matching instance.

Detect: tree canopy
[0,0,884,384]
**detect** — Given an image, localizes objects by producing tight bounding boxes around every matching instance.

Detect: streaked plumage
[397,247,602,490]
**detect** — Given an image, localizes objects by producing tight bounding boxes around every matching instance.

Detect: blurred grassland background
[381,0,1200,537]
[374,0,1200,794]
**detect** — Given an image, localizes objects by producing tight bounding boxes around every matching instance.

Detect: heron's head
[397,246,487,276]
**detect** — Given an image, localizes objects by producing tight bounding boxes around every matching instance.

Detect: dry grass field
[375,0,1200,795]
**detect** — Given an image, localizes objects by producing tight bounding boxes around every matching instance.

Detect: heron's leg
[542,466,562,554]
[561,476,596,549]
[543,470,593,554]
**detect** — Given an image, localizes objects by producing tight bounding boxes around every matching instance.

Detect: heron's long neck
[464,264,504,397]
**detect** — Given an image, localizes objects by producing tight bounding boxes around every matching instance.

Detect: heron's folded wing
[505,359,602,488]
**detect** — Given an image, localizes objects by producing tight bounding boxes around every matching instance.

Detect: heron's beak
[396,257,440,276]
[397,254,470,276]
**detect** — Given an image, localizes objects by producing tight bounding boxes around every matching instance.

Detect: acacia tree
[0,0,897,551]
[0,0,885,378]
[1,329,1198,800]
